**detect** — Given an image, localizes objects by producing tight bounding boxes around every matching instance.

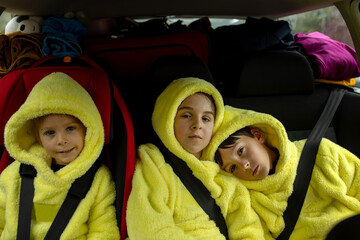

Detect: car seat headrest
[0,55,112,145]
[149,55,214,94]
[236,50,315,97]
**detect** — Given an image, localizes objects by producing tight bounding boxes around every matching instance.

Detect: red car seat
[0,55,135,239]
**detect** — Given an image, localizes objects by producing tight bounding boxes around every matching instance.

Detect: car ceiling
[0,0,341,19]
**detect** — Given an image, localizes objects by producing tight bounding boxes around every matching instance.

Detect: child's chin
[54,157,76,165]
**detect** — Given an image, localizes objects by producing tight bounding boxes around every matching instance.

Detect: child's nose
[240,160,250,170]
[56,133,68,145]
[191,118,202,130]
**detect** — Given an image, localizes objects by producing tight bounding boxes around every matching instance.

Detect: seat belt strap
[44,160,101,239]
[17,164,37,240]
[277,87,346,240]
[158,141,229,239]
[17,160,101,240]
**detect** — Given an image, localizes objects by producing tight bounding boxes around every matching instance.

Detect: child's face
[37,114,86,165]
[174,93,215,159]
[218,129,273,180]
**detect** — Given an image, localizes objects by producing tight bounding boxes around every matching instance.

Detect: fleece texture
[0,72,119,239]
[203,106,360,239]
[126,78,264,240]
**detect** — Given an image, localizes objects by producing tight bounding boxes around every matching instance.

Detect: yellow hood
[4,72,104,185]
[152,77,224,165]
[204,105,288,168]
[203,106,300,237]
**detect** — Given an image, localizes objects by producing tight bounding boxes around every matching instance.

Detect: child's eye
[44,130,55,136]
[202,116,211,122]
[238,147,244,156]
[67,126,75,131]
[181,113,191,119]
[230,164,236,173]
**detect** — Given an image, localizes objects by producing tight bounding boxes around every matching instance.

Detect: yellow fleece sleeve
[313,139,360,204]
[334,143,360,201]
[228,196,266,240]
[85,166,120,240]
[291,139,360,239]
[212,173,265,240]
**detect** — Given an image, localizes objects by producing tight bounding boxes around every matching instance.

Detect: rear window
[281,5,354,48]
[168,6,353,47]
[0,5,353,47]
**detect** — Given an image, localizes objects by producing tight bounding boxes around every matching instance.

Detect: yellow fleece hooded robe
[126,78,265,240]
[203,106,360,240]
[0,72,119,239]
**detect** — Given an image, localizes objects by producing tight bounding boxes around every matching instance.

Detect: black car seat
[217,49,360,158]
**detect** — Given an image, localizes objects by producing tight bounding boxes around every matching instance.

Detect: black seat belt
[158,140,229,239]
[17,164,37,240]
[17,160,101,240]
[277,87,346,240]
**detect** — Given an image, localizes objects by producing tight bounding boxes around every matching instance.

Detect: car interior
[1,0,360,239]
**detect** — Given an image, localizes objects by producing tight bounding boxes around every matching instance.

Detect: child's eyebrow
[67,121,82,125]
[177,106,193,111]
[40,121,81,131]
[178,106,215,116]
[204,111,215,116]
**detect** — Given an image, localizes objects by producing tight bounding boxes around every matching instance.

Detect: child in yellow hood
[0,72,119,239]
[126,78,265,240]
[203,105,360,239]
[215,126,279,181]
[35,114,87,166]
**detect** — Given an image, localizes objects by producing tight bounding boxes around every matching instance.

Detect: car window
[168,6,353,48]
[0,5,353,48]
[281,5,354,48]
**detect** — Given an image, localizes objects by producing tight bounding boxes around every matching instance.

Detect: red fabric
[83,30,209,81]
[112,82,135,240]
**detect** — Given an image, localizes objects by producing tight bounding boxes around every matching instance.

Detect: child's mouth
[253,166,259,176]
[189,135,201,139]
[59,148,74,154]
